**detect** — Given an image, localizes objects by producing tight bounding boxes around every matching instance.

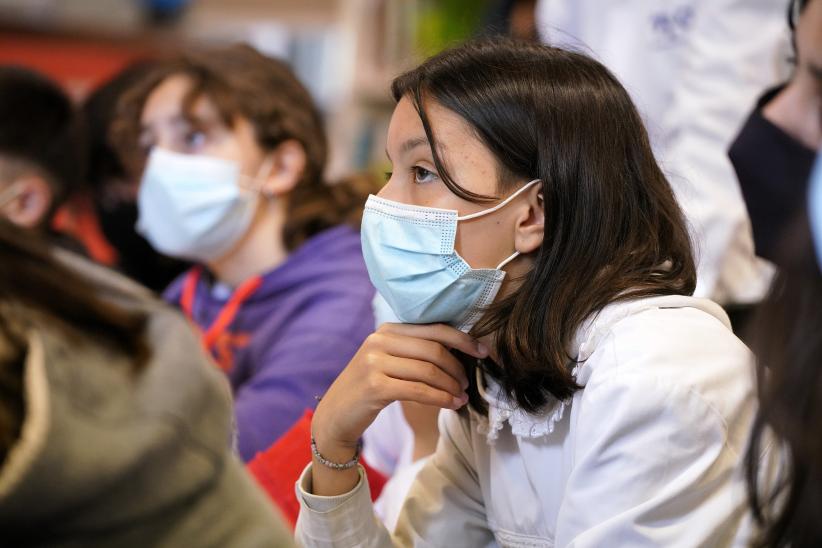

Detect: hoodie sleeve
[233,300,374,462]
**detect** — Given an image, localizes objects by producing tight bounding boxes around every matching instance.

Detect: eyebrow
[140,114,185,133]
[385,136,429,161]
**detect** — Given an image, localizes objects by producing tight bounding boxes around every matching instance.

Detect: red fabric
[0,31,151,98]
[51,193,118,266]
[247,409,388,529]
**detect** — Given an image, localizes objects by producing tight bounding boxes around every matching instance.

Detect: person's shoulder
[268,228,376,328]
[303,225,362,255]
[579,296,754,442]
[54,247,155,301]
[604,296,750,374]
[161,267,196,304]
[581,295,748,372]
[278,226,370,289]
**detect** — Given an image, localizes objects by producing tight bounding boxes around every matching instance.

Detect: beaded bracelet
[310,436,363,471]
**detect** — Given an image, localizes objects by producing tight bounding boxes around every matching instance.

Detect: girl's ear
[258,139,307,197]
[513,184,544,255]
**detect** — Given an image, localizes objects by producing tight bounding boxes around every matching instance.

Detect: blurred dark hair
[0,220,149,463]
[392,38,696,413]
[112,44,377,251]
[84,60,157,191]
[83,60,189,291]
[746,214,822,548]
[0,66,85,224]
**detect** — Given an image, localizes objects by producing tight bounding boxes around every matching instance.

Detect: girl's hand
[309,323,488,496]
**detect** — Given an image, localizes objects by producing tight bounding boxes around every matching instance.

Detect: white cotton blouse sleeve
[295,410,495,548]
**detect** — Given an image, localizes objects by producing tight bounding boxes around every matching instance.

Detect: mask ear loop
[457,179,541,221]
[495,250,520,270]
[457,179,541,271]
[239,154,277,194]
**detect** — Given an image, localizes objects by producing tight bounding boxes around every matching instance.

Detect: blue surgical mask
[809,151,822,268]
[361,179,541,332]
[137,148,273,262]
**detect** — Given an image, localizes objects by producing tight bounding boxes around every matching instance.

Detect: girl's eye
[412,166,437,184]
[184,130,206,151]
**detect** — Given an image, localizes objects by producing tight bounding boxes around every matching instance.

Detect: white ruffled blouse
[474,365,575,443]
[296,295,758,547]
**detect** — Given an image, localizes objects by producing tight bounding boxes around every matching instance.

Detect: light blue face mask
[361,179,541,332]
[137,148,272,263]
[809,151,822,268]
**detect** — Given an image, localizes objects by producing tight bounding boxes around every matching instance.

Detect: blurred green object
[416,0,491,57]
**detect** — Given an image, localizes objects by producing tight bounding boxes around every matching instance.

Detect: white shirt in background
[536,0,789,304]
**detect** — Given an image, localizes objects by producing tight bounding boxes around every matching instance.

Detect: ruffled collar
[472,366,575,444]
[469,295,730,444]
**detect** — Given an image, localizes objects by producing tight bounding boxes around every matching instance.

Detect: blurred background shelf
[0,0,499,175]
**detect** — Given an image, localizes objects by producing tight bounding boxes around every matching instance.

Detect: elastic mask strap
[239,155,276,192]
[495,250,520,271]
[457,179,541,221]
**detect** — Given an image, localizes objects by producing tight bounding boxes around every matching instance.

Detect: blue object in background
[809,151,822,269]
[140,0,191,23]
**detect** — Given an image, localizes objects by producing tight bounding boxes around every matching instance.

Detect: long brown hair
[392,39,696,413]
[746,214,822,547]
[0,220,149,464]
[112,44,376,251]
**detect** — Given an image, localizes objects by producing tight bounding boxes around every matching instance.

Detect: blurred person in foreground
[0,219,292,547]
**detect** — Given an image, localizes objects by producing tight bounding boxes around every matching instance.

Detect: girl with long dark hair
[296,39,757,546]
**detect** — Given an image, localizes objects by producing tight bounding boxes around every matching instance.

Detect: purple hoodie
[164,225,375,461]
